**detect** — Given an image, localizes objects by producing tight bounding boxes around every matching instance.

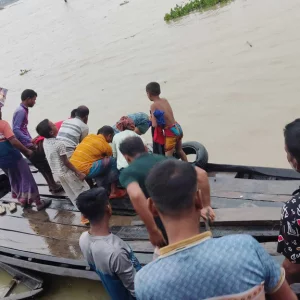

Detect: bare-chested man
[146,82,187,161]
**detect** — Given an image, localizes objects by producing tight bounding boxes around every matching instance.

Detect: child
[77,188,141,300]
[36,119,90,224]
[146,82,187,161]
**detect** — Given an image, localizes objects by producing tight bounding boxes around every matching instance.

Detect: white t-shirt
[43,138,69,176]
[57,117,89,157]
[112,130,144,170]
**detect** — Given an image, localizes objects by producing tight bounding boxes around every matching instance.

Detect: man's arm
[195,166,215,221]
[254,238,297,299]
[112,139,117,158]
[150,104,157,128]
[268,279,297,300]
[80,126,89,142]
[61,155,86,181]
[111,250,137,297]
[12,109,32,146]
[127,182,166,247]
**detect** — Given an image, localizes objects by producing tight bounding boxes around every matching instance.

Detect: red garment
[116,116,135,132]
[35,120,64,144]
[153,127,164,145]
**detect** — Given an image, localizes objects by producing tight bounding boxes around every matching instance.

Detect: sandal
[49,185,64,194]
[0,205,6,215]
[109,189,127,199]
[37,199,52,211]
[8,203,17,213]
[81,215,90,226]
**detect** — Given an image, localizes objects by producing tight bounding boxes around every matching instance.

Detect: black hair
[97,126,114,136]
[119,136,146,157]
[70,109,78,118]
[76,188,109,223]
[146,160,197,216]
[75,106,89,118]
[284,119,300,163]
[36,119,52,138]
[146,82,161,96]
[21,89,37,101]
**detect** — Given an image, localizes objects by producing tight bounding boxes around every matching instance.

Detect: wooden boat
[0,262,43,299]
[0,142,299,280]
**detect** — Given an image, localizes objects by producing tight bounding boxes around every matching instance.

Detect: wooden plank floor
[209,177,300,195]
[0,172,291,279]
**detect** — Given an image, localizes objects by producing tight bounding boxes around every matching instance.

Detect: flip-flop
[109,189,127,199]
[49,185,64,194]
[7,203,17,213]
[0,205,6,215]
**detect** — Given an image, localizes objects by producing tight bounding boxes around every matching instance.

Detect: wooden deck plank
[132,207,281,226]
[0,216,153,252]
[0,205,282,227]
[0,254,99,281]
[1,193,137,216]
[211,191,290,203]
[209,177,300,195]
[211,197,283,209]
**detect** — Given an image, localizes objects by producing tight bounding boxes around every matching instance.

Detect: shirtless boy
[146,82,187,161]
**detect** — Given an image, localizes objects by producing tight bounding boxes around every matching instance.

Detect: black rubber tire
[176,141,209,169]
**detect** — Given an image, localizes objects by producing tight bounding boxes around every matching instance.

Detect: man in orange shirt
[70,126,126,199]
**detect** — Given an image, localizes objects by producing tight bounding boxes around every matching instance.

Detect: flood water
[1,0,300,298]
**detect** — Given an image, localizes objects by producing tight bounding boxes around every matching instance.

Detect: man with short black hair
[277,119,300,284]
[134,160,296,300]
[13,89,62,193]
[78,188,141,300]
[57,105,89,157]
[119,136,214,248]
[70,126,125,199]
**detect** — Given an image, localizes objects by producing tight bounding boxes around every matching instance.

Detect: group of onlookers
[1,84,300,299]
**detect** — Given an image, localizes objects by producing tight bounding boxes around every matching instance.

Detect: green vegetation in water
[164,0,231,21]
[19,69,31,76]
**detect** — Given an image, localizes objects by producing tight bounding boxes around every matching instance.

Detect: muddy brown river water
[1,0,300,298]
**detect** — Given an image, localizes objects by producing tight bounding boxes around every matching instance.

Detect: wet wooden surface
[0,171,292,279]
[209,177,300,195]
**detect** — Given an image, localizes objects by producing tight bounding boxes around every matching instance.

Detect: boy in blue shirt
[77,188,141,300]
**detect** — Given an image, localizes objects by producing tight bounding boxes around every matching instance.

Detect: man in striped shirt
[57,106,89,158]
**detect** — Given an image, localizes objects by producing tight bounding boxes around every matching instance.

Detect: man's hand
[200,206,215,222]
[76,172,86,181]
[31,136,39,144]
[25,149,33,158]
[149,227,166,248]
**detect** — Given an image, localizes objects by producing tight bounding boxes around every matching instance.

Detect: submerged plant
[20,69,31,76]
[164,0,231,21]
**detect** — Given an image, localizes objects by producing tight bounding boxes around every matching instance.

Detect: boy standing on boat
[135,160,296,300]
[36,119,89,213]
[146,82,187,161]
[13,89,63,193]
[78,188,141,300]
[119,136,214,247]
[277,119,300,284]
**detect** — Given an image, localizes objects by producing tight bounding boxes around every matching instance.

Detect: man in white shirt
[57,106,89,157]
[112,117,145,170]
[112,130,144,170]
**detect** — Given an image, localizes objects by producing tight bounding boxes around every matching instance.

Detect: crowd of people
[1,82,300,299]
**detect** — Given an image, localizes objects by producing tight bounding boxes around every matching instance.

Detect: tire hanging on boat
[176,141,209,169]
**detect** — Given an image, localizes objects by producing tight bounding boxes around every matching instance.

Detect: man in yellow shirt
[70,126,126,199]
